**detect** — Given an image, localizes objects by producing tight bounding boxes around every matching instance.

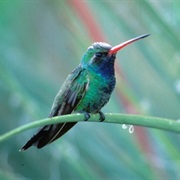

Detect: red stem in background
[68,0,105,41]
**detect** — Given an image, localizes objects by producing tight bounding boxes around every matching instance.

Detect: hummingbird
[20,34,150,151]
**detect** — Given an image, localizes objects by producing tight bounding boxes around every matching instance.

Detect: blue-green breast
[75,69,116,113]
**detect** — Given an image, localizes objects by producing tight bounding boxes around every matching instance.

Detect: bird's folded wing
[21,67,89,150]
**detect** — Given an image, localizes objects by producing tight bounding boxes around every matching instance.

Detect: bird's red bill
[109,34,150,55]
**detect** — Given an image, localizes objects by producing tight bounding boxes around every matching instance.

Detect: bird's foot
[99,111,105,122]
[79,111,91,121]
[78,111,105,122]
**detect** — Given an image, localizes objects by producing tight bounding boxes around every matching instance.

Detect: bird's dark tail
[20,122,77,151]
[20,127,47,151]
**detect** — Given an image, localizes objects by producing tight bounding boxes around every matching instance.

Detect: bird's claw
[99,111,105,122]
[79,111,91,121]
[79,111,105,122]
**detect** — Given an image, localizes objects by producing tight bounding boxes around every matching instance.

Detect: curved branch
[0,113,179,143]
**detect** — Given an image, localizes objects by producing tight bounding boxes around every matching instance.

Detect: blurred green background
[1,0,180,179]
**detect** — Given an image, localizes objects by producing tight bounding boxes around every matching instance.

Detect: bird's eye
[95,52,103,58]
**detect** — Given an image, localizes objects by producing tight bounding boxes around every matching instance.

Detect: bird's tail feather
[20,122,77,151]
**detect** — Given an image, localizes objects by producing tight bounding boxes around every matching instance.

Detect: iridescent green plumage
[21,34,149,150]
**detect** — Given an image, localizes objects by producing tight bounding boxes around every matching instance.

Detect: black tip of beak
[139,34,151,39]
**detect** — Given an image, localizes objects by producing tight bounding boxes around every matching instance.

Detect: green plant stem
[0,113,179,143]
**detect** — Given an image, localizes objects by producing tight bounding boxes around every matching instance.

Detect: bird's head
[81,42,112,67]
[81,34,150,70]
